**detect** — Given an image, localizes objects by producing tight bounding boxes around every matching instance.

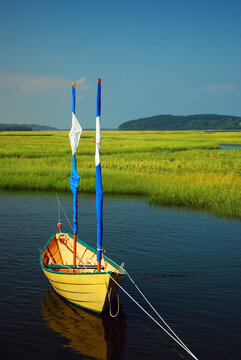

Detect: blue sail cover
[70,154,80,234]
[69,82,82,235]
[95,79,103,263]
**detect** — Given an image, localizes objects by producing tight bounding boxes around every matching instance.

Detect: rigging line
[107,273,198,360]
[62,234,89,272]
[103,254,194,355]
[55,193,73,232]
[102,253,123,268]
[58,196,60,224]
[125,270,190,353]
[51,263,72,270]
[49,248,60,264]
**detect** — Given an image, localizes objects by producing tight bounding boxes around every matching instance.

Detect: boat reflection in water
[41,287,126,360]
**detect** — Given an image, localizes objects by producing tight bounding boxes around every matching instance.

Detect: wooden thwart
[47,264,104,270]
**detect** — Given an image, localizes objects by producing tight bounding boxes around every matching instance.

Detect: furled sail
[69,82,82,266]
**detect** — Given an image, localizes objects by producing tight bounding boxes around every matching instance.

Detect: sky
[0,0,240,129]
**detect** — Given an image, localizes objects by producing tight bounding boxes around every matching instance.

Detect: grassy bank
[0,130,240,219]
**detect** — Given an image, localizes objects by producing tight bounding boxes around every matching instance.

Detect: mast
[69,81,82,267]
[95,78,103,272]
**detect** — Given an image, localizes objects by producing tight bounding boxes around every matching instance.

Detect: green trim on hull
[40,232,126,276]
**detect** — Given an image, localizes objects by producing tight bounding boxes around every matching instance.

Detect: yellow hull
[42,268,124,313]
[40,233,126,313]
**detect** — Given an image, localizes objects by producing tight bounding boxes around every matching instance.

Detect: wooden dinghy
[40,232,126,313]
[40,79,126,314]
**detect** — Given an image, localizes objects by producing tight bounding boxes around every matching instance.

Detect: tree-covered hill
[0,124,57,131]
[119,114,241,130]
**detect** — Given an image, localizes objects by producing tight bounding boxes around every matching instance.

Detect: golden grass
[0,130,240,219]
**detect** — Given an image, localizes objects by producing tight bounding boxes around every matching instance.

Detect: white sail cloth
[69,112,82,155]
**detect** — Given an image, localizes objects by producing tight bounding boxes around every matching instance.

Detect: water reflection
[41,287,126,360]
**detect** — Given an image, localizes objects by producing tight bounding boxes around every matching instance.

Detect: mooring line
[107,273,198,360]
[125,270,191,353]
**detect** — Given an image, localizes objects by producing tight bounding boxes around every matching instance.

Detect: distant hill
[0,123,57,131]
[119,114,241,131]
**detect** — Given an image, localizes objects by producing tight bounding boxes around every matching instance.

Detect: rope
[54,196,197,357]
[54,196,91,273]
[49,248,60,264]
[107,273,198,360]
[125,270,190,354]
[105,280,120,318]
[103,254,197,358]
[55,193,73,232]
[63,234,90,272]
[58,195,60,225]
[54,263,73,270]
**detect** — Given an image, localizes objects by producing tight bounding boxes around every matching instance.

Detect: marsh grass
[0,130,240,219]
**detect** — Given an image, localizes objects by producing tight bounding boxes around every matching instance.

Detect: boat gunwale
[40,232,126,276]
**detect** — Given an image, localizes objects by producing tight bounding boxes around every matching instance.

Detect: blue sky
[0,0,240,129]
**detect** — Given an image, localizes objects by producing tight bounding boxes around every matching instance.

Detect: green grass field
[0,130,240,219]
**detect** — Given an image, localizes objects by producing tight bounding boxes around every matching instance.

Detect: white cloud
[75,77,90,93]
[0,75,88,95]
[196,84,234,93]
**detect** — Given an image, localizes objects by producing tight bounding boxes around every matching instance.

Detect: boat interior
[42,233,123,274]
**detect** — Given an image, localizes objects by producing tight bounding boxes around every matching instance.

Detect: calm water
[219,144,241,150]
[0,192,240,360]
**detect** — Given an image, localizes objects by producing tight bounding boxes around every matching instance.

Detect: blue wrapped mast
[70,154,80,235]
[95,79,103,272]
[69,82,82,267]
